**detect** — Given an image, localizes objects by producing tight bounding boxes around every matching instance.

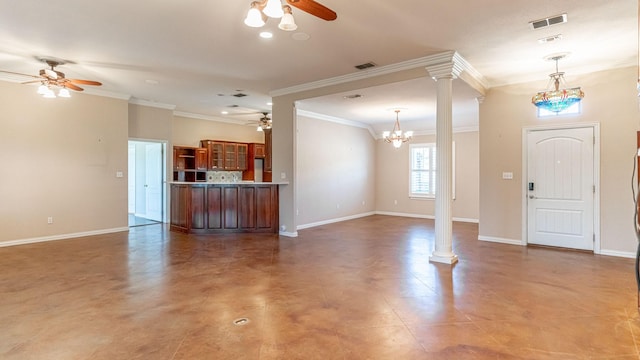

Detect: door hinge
[593,185,595,193]
[593,233,595,243]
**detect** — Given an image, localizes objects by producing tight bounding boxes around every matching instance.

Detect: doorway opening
[128,140,167,227]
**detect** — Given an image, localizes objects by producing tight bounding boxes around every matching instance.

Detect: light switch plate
[116,171,124,178]
[502,172,513,180]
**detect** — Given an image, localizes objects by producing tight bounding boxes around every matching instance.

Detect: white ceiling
[0,0,636,132]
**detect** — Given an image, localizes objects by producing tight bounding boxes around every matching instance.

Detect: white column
[426,62,461,265]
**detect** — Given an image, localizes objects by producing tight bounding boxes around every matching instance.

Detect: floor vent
[529,13,567,30]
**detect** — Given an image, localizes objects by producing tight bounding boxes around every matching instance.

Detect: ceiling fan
[255,112,272,131]
[244,0,336,31]
[0,58,102,97]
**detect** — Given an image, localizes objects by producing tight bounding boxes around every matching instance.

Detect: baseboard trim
[478,235,524,246]
[598,249,637,259]
[297,212,376,230]
[279,230,298,238]
[0,227,130,248]
[374,211,479,223]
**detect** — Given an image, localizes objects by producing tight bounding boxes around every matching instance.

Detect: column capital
[425,61,463,81]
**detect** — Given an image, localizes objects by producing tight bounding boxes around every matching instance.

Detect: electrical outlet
[47,217,53,224]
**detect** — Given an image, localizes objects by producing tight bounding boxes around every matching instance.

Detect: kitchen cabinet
[200,140,225,170]
[254,144,265,158]
[263,129,272,182]
[242,143,266,182]
[201,140,248,171]
[173,146,207,182]
[170,183,279,234]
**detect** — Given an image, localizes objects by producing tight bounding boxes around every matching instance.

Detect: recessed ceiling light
[260,32,273,39]
[292,32,310,41]
[344,94,363,99]
[221,111,229,115]
[267,102,273,106]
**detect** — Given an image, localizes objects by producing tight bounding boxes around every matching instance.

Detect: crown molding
[129,98,176,110]
[271,51,489,97]
[296,109,377,138]
[173,111,247,125]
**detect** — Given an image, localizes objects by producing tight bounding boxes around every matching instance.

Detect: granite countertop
[170,181,289,185]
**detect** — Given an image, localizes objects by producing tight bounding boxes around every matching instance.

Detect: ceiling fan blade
[62,82,84,91]
[21,80,44,85]
[0,69,41,79]
[286,0,337,21]
[67,79,102,86]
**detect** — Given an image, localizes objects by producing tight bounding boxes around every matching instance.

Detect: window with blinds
[409,142,455,199]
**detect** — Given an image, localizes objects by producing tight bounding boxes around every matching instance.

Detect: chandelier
[532,55,584,113]
[382,110,413,148]
[244,0,297,31]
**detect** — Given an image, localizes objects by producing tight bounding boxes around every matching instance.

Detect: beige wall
[296,115,376,226]
[129,104,173,141]
[0,81,129,244]
[480,66,639,254]
[376,131,479,221]
[172,115,265,148]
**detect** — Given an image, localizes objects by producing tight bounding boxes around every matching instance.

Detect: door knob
[529,195,535,199]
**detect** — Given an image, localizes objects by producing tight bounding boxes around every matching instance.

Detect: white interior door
[144,143,163,222]
[527,127,594,251]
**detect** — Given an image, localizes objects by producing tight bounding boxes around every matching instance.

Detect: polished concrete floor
[1,215,639,359]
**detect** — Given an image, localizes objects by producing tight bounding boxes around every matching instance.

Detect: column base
[429,252,459,265]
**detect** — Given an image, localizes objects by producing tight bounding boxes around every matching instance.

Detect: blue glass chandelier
[532,55,584,113]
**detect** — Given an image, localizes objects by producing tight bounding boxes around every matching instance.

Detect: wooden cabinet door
[222,186,239,229]
[239,186,256,229]
[254,144,265,158]
[206,186,223,229]
[256,186,277,230]
[195,148,208,170]
[237,143,248,170]
[224,143,237,170]
[264,129,272,171]
[170,185,190,232]
[190,186,206,229]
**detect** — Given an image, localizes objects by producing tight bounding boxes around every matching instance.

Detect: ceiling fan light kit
[244,0,336,32]
[0,58,103,99]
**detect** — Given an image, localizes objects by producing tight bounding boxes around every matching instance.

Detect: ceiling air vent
[529,13,567,30]
[355,62,376,70]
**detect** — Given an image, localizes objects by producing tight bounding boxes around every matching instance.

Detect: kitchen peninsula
[170,181,286,234]
[170,133,285,234]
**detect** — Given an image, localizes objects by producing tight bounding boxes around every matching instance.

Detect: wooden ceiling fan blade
[68,79,102,86]
[63,82,84,91]
[0,69,41,79]
[21,80,44,85]
[286,0,337,21]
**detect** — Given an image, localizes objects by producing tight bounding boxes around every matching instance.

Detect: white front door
[527,127,594,251]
